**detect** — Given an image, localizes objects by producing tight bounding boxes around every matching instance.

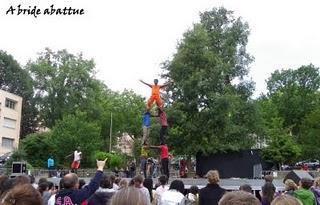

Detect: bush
[94,151,125,169]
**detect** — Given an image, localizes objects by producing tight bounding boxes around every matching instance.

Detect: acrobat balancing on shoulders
[139,78,170,111]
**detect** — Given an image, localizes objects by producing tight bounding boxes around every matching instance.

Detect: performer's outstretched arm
[139,79,152,88]
[160,81,171,89]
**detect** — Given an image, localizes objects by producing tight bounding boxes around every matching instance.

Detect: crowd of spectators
[1,166,320,205]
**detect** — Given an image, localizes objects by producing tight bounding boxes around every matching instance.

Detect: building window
[3,118,16,129]
[5,98,16,110]
[2,137,14,149]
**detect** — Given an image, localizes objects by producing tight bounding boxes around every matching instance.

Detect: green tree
[27,48,102,128]
[262,118,301,167]
[21,132,54,167]
[50,112,102,167]
[99,89,145,151]
[299,107,320,159]
[266,64,320,135]
[162,7,259,155]
[0,50,38,137]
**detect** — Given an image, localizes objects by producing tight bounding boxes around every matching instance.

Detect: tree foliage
[27,48,101,128]
[0,50,38,137]
[162,7,258,155]
[263,64,320,161]
[50,112,102,167]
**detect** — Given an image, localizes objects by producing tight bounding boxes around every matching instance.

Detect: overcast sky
[1,0,320,98]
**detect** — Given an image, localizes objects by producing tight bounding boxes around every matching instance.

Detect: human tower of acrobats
[139,79,170,179]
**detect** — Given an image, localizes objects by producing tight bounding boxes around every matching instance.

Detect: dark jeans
[140,157,147,178]
[160,126,167,144]
[161,158,169,179]
[48,166,54,177]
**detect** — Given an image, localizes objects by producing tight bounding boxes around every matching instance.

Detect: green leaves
[162,7,257,155]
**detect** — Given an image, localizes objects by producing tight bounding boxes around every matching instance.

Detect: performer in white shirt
[71,146,82,173]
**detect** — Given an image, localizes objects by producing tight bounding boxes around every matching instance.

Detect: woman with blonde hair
[110,187,149,205]
[271,194,302,205]
[284,179,298,196]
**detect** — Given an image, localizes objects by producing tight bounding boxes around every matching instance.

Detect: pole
[109,112,112,152]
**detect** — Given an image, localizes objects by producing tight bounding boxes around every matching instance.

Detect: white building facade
[0,90,22,155]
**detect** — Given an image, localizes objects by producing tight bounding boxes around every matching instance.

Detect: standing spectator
[110,187,149,205]
[119,179,128,190]
[129,161,136,178]
[55,158,107,205]
[284,179,298,196]
[133,175,150,204]
[110,175,119,190]
[199,170,225,205]
[143,178,154,204]
[155,175,169,205]
[239,184,252,193]
[294,178,316,205]
[48,156,55,177]
[185,185,199,205]
[150,143,170,179]
[88,175,116,205]
[261,182,275,205]
[218,191,260,205]
[312,177,320,205]
[159,180,185,205]
[1,184,42,205]
[48,178,64,205]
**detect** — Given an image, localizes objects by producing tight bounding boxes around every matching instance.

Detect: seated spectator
[311,177,320,205]
[110,187,149,205]
[199,170,226,205]
[261,182,275,205]
[133,175,150,204]
[284,179,297,196]
[294,178,316,205]
[185,185,199,205]
[159,180,185,205]
[55,158,107,205]
[1,184,42,205]
[88,175,116,205]
[239,184,252,193]
[218,191,260,205]
[271,194,302,205]
[155,175,169,205]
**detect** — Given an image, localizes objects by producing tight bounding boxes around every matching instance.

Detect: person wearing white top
[155,175,169,205]
[159,180,185,205]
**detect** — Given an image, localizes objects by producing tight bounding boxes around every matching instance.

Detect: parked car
[0,152,12,165]
[295,159,320,170]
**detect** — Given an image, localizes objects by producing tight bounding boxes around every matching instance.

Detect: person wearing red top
[151,108,168,144]
[150,143,170,179]
[139,79,170,111]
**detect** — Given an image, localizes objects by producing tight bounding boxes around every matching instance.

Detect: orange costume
[147,85,163,110]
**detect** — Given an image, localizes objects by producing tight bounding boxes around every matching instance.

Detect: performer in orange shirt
[139,79,169,111]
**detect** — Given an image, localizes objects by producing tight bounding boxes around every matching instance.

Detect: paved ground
[46,177,285,191]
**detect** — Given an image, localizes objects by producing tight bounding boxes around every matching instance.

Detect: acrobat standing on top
[139,79,169,111]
